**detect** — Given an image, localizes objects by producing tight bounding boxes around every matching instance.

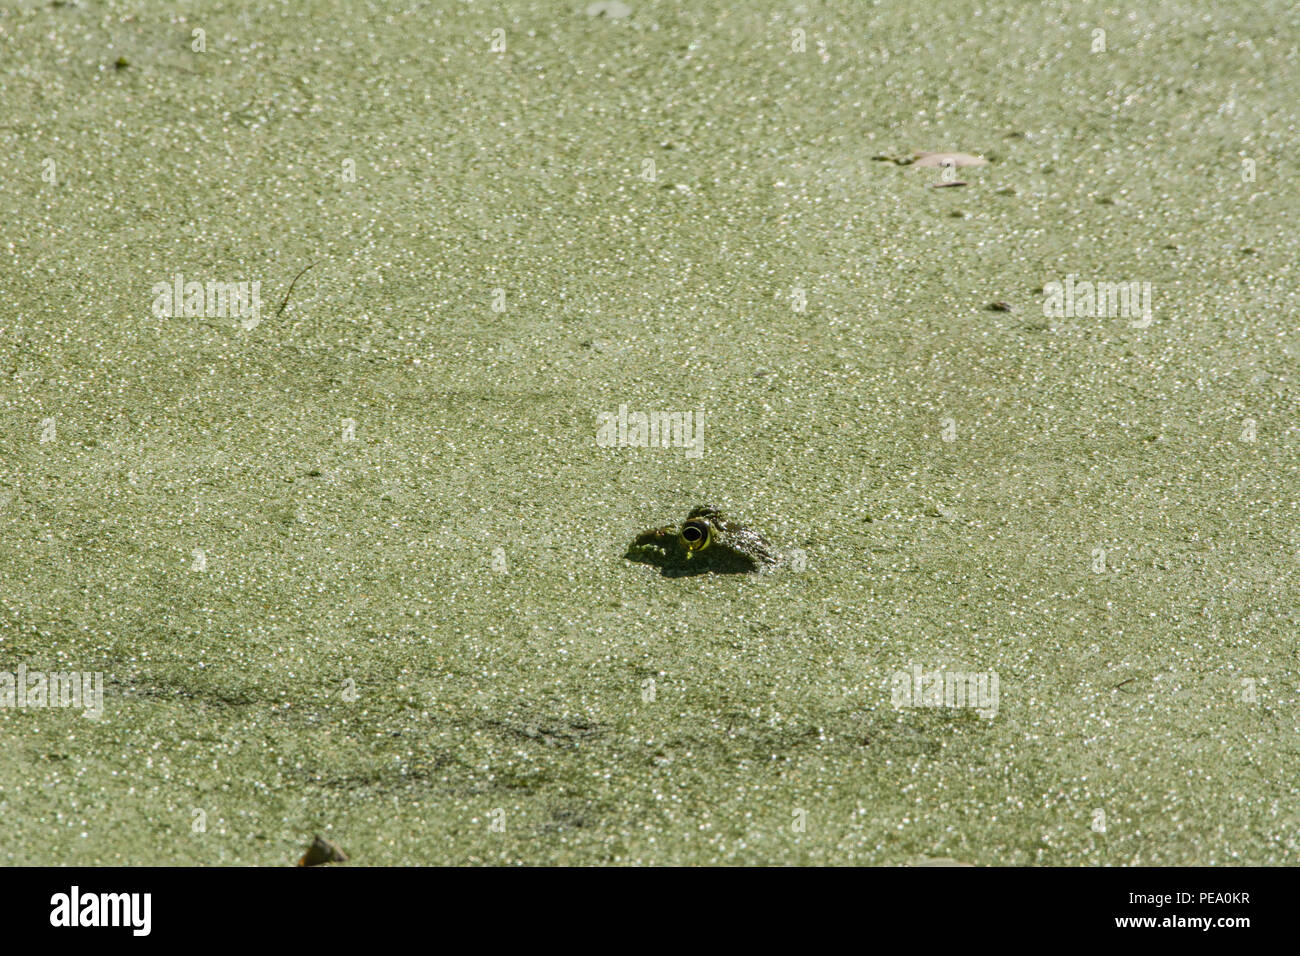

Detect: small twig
[1113,677,1136,689]
[275,259,321,319]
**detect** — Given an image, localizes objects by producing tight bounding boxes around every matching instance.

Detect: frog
[625,505,778,575]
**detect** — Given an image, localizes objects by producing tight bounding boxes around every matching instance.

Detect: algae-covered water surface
[1,0,1297,866]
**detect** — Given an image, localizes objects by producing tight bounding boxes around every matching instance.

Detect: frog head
[625,506,775,575]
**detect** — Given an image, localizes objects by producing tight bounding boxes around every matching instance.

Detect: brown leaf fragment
[298,835,349,867]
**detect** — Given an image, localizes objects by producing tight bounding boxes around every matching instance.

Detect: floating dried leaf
[298,835,348,867]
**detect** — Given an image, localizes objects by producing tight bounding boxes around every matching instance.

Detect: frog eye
[680,519,712,552]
